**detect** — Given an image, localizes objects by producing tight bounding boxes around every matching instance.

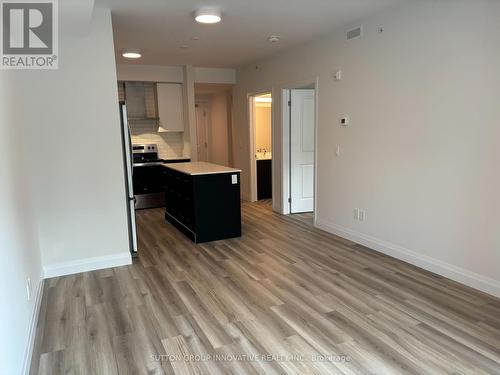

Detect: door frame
[248,89,272,202]
[195,99,211,162]
[281,77,319,217]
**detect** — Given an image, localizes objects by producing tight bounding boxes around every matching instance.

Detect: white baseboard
[43,253,132,279]
[22,253,131,373]
[22,278,44,375]
[315,218,500,299]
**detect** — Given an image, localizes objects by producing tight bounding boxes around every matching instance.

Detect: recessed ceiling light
[191,36,200,41]
[180,45,189,49]
[194,9,221,24]
[267,35,280,43]
[122,48,142,59]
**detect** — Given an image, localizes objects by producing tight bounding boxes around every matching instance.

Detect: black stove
[131,144,190,210]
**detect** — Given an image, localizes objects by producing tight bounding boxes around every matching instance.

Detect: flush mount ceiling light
[194,9,222,24]
[267,35,280,43]
[122,48,142,59]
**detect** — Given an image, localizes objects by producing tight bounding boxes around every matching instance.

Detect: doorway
[194,83,233,165]
[287,87,316,214]
[195,102,209,161]
[249,92,273,205]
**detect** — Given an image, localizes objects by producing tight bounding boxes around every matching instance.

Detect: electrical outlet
[354,208,359,220]
[26,278,32,301]
[359,210,366,221]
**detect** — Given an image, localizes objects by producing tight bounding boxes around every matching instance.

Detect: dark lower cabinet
[164,167,241,243]
[133,159,190,209]
[133,165,165,195]
[133,165,167,209]
[257,159,272,200]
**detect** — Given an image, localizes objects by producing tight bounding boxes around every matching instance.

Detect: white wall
[233,1,500,297]
[0,74,43,375]
[0,9,134,372]
[11,8,131,275]
[194,67,236,84]
[116,64,236,84]
[116,64,184,82]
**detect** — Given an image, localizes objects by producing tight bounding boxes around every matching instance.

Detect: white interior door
[195,104,209,161]
[290,89,315,213]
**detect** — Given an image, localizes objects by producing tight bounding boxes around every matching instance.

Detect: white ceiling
[96,0,403,68]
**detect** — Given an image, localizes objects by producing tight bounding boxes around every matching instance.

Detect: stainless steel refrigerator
[119,102,138,255]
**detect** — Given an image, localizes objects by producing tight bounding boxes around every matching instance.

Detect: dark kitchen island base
[163,162,241,243]
[133,158,190,210]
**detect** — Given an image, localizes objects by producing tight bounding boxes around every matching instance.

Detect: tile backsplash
[119,82,185,159]
[129,120,184,158]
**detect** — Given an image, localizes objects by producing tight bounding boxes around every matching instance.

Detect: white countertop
[163,161,241,176]
[163,156,191,161]
[256,151,272,160]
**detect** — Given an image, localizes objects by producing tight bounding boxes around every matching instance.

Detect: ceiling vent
[346,26,363,41]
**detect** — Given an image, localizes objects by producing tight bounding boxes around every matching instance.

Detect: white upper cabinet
[156,83,184,132]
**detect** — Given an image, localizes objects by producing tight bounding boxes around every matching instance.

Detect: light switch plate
[231,174,238,184]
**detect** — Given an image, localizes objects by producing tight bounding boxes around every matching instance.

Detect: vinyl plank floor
[30,202,500,374]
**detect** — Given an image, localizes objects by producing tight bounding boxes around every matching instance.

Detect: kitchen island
[162,162,242,243]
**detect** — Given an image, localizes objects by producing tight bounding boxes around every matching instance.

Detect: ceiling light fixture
[267,35,280,43]
[194,9,222,24]
[122,48,142,59]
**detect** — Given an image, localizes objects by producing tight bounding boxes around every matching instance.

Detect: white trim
[315,218,500,299]
[281,89,291,215]
[43,253,132,279]
[24,253,132,373]
[22,278,44,375]
[248,95,257,202]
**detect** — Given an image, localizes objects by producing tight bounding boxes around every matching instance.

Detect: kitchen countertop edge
[162,161,242,176]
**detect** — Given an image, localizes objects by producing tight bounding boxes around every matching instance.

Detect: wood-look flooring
[30,201,500,374]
